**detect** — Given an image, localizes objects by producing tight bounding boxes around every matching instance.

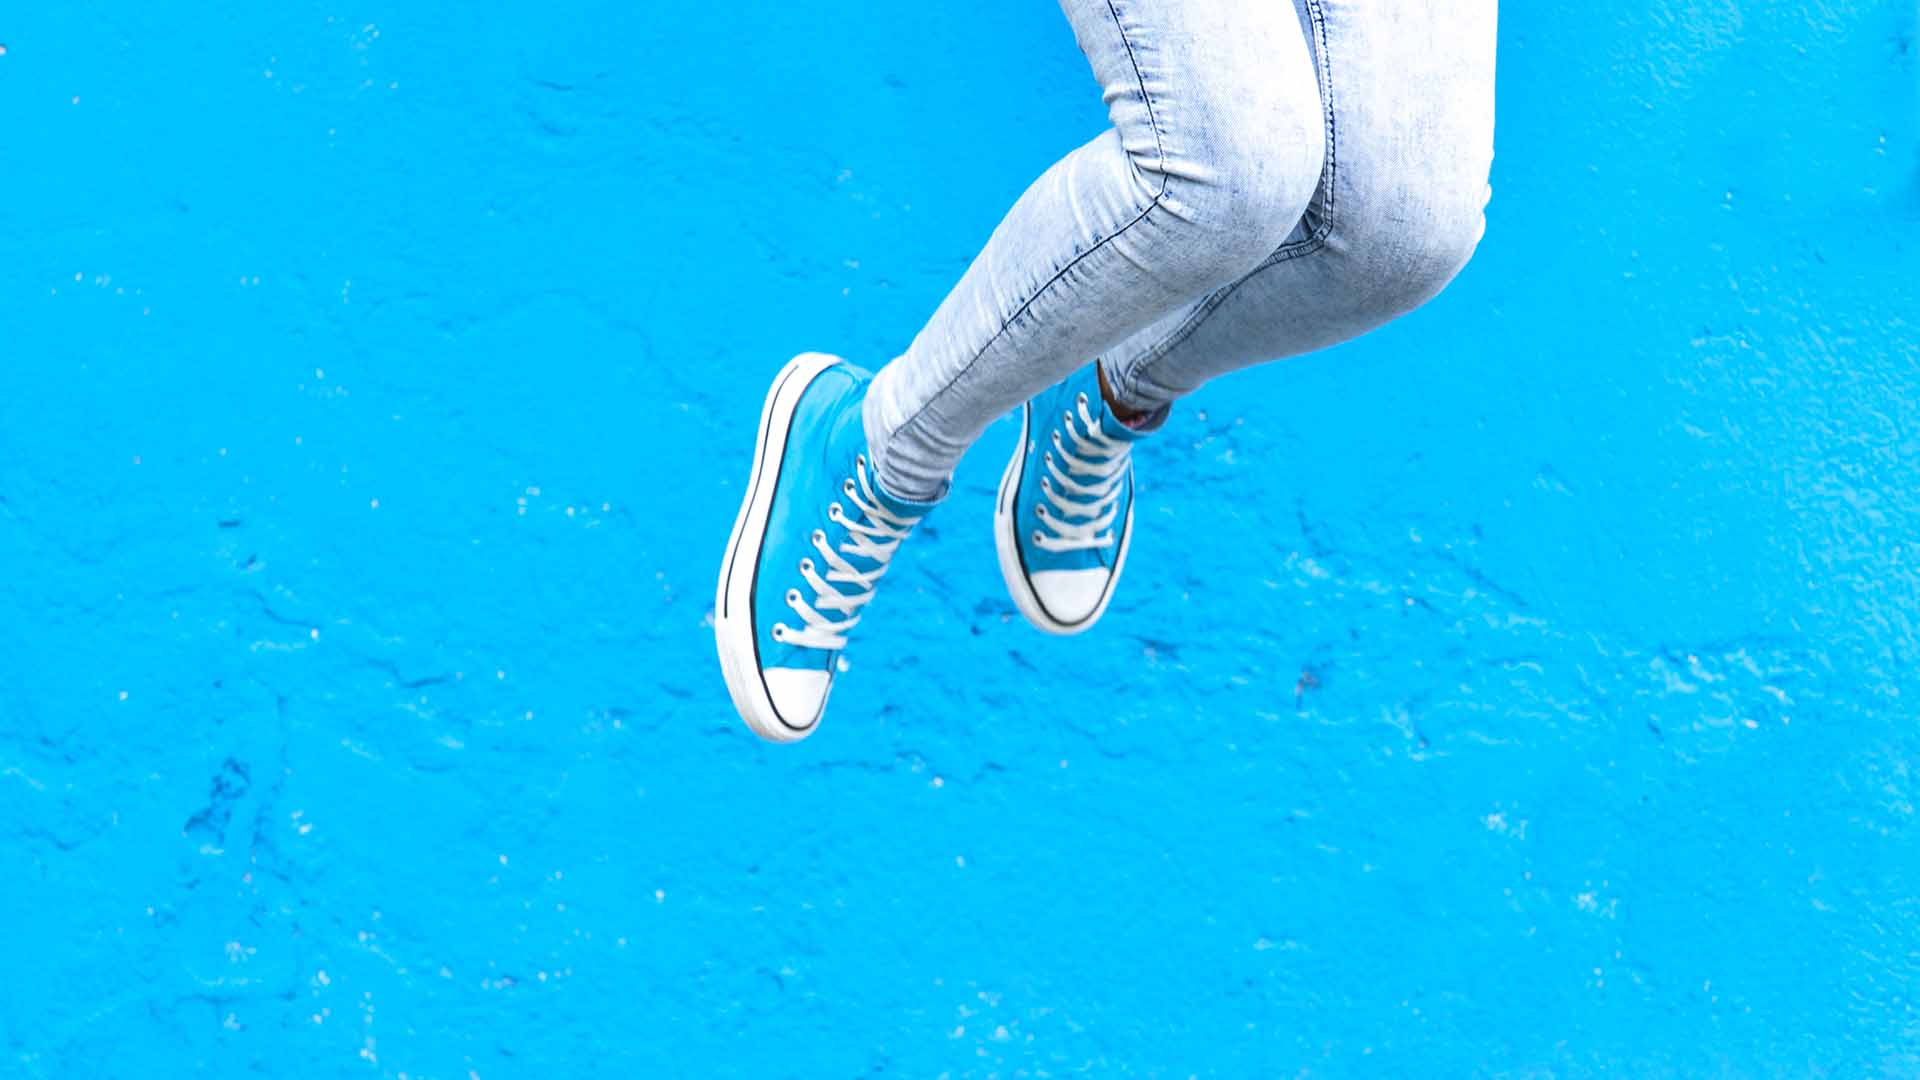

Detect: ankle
[1096,362,1151,425]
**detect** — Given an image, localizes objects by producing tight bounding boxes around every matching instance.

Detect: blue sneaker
[994,364,1149,634]
[715,353,932,742]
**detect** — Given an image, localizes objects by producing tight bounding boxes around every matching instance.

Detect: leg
[865,0,1329,503]
[1101,0,1499,413]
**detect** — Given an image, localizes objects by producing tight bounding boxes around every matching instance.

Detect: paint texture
[2,1,1916,1075]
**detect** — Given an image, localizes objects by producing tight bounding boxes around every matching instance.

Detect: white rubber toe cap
[761,667,831,734]
[1029,568,1111,626]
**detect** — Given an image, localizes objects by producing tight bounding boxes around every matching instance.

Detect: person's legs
[990,0,1496,636]
[1098,0,1499,413]
[864,0,1329,504]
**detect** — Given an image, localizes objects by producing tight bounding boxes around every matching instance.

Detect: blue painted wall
[3,1,1917,1075]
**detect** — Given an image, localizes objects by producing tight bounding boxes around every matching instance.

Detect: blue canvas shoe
[715,353,933,743]
[994,363,1150,634]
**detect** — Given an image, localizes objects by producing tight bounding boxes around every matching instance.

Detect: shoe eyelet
[1035,504,1048,518]
[798,557,813,573]
[842,479,856,497]
[811,528,826,544]
[1062,410,1073,424]
[771,623,788,641]
[828,502,844,523]
[1077,392,1089,406]
[786,588,801,606]
[856,454,867,468]
[1032,530,1044,544]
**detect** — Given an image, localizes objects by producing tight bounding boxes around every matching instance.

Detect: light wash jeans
[865,0,1499,503]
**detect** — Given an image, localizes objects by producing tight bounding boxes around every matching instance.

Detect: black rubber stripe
[721,361,807,619]
[744,364,822,734]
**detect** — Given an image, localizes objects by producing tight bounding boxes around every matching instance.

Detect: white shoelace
[1033,393,1130,553]
[773,455,921,652]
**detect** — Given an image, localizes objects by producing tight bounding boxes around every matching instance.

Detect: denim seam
[887,0,1170,462]
[1269,0,1339,261]
[1111,0,1339,403]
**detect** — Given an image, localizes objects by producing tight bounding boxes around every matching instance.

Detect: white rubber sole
[993,403,1133,636]
[714,352,841,743]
